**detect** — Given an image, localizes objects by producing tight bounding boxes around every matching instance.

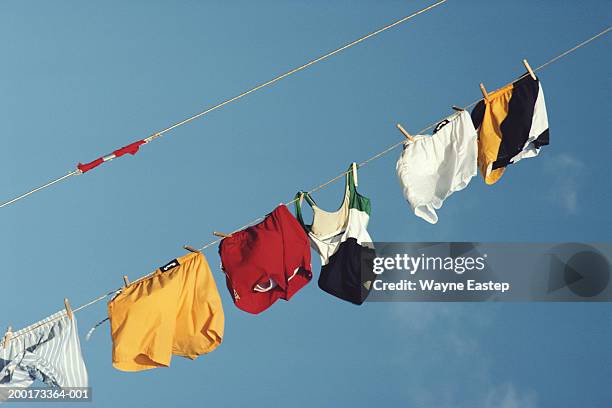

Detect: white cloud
[390,302,455,332]
[482,383,538,408]
[388,304,538,408]
[543,153,585,214]
[403,381,538,408]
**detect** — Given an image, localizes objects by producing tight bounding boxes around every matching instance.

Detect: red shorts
[218,205,312,314]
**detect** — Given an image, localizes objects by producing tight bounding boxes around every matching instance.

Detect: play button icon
[548,244,611,298]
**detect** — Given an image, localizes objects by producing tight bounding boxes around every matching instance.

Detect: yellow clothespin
[183,245,200,253]
[213,231,233,238]
[123,275,130,287]
[522,59,537,80]
[479,83,489,102]
[64,298,73,320]
[2,326,12,348]
[396,124,414,142]
[352,163,358,187]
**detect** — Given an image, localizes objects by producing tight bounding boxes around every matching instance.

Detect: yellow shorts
[108,252,224,371]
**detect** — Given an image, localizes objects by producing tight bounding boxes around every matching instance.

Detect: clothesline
[191,26,611,252]
[5,26,611,342]
[0,0,448,209]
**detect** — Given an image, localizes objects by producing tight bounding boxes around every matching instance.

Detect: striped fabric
[471,75,550,185]
[0,310,88,391]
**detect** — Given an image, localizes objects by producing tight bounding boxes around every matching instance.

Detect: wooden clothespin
[144,132,162,143]
[64,298,73,320]
[123,275,130,287]
[452,105,465,112]
[213,231,232,238]
[2,326,12,348]
[183,245,201,253]
[396,124,414,142]
[479,83,489,102]
[522,59,536,80]
[351,163,358,187]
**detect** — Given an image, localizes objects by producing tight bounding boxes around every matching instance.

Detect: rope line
[0,0,448,209]
[3,26,610,341]
[533,26,610,71]
[0,170,79,209]
[196,25,611,250]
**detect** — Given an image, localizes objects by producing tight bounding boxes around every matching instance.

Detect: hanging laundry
[77,139,147,173]
[0,310,88,392]
[218,205,312,314]
[108,252,224,371]
[471,75,550,185]
[396,110,478,224]
[295,163,375,305]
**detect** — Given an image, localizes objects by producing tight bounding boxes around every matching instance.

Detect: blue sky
[1,1,611,407]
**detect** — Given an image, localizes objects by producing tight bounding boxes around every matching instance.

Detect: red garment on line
[218,205,312,314]
[77,140,146,173]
